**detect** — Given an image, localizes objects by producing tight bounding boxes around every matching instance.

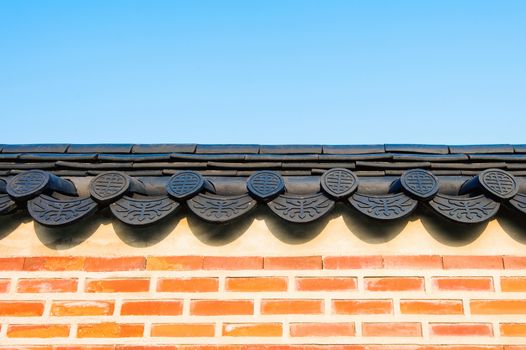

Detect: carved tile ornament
[110,196,179,225]
[400,169,439,200]
[429,194,499,224]
[349,193,417,220]
[507,193,526,214]
[0,194,16,214]
[7,170,50,200]
[247,171,285,201]
[28,195,98,226]
[321,168,358,199]
[187,194,256,223]
[478,169,518,199]
[167,171,205,200]
[90,172,130,203]
[268,193,334,223]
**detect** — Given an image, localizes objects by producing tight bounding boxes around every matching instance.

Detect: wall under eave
[0,211,526,349]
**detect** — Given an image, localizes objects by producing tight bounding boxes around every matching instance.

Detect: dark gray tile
[2,144,69,153]
[385,144,449,154]
[322,145,385,154]
[196,144,260,154]
[67,144,133,153]
[260,145,322,154]
[132,144,196,154]
[449,144,514,154]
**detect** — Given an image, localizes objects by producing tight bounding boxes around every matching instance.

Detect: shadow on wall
[1,203,525,250]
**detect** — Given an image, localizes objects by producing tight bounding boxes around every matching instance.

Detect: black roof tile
[391,153,469,162]
[19,153,98,161]
[385,144,449,154]
[56,161,134,169]
[0,154,20,160]
[260,145,322,154]
[67,144,133,154]
[356,161,431,169]
[171,153,246,161]
[132,162,208,169]
[98,154,171,162]
[431,162,507,169]
[132,143,196,154]
[282,162,356,169]
[245,154,319,161]
[195,144,260,154]
[0,162,57,169]
[207,161,282,169]
[449,144,514,154]
[318,153,392,161]
[2,144,70,153]
[322,145,385,154]
[467,154,526,161]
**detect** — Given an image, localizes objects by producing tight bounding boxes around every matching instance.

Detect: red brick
[121,300,183,315]
[51,300,115,316]
[503,256,526,269]
[296,277,356,291]
[471,300,526,314]
[362,322,421,337]
[0,301,44,316]
[261,299,323,314]
[157,277,218,292]
[226,277,288,292]
[151,323,215,337]
[290,322,355,336]
[501,277,526,292]
[400,300,463,314]
[86,278,149,293]
[332,300,392,314]
[203,256,262,270]
[147,256,203,270]
[23,257,84,271]
[17,278,78,293]
[222,323,282,336]
[432,277,493,291]
[443,256,503,269]
[0,257,24,270]
[55,347,115,350]
[365,277,424,291]
[264,256,321,270]
[7,324,70,338]
[383,255,442,269]
[430,323,493,337]
[0,279,10,293]
[77,323,144,338]
[323,256,383,269]
[190,300,253,315]
[501,323,526,336]
[84,257,145,272]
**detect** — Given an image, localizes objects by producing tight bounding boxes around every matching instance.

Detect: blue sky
[0,1,525,145]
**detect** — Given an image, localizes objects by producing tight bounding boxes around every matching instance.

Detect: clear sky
[0,1,525,145]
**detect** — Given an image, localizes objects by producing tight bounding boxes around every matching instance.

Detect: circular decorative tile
[7,170,50,200]
[90,171,130,203]
[320,168,358,199]
[400,169,439,200]
[247,171,285,201]
[478,169,518,199]
[166,171,205,200]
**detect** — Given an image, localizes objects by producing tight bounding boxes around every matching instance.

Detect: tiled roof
[1,144,526,226]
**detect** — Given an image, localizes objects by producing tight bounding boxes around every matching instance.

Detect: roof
[1,143,526,227]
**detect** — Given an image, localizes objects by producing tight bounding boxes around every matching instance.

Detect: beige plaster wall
[1,206,525,256]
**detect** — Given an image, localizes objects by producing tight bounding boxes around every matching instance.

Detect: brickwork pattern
[0,255,526,348]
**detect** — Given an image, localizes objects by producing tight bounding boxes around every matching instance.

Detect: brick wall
[1,255,526,349]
